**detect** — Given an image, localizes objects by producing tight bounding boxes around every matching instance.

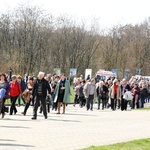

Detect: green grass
[82,138,150,150]
[137,107,150,110]
[70,86,75,103]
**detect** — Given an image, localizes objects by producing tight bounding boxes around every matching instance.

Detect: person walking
[0,74,10,118]
[21,76,34,115]
[120,79,131,111]
[140,84,148,108]
[79,80,86,108]
[131,83,140,109]
[109,79,121,111]
[17,75,26,106]
[51,76,60,111]
[83,78,96,111]
[123,88,133,110]
[54,73,71,114]
[9,75,22,115]
[73,78,81,107]
[31,72,51,120]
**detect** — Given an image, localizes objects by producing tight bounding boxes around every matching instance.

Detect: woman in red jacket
[9,75,22,115]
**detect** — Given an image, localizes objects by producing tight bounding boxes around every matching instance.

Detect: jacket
[83,82,97,99]
[140,88,148,98]
[54,79,71,103]
[123,91,133,100]
[32,78,51,98]
[109,84,121,100]
[9,81,22,97]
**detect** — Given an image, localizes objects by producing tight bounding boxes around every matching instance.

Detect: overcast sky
[0,0,150,28]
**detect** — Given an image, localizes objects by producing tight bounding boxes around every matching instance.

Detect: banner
[112,69,118,77]
[135,69,142,75]
[124,69,130,80]
[70,68,77,77]
[85,69,92,80]
[53,68,61,76]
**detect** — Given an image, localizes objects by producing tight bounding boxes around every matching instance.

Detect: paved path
[0,104,150,150]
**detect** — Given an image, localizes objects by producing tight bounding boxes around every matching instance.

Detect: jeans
[97,95,101,109]
[10,96,18,115]
[1,98,7,114]
[86,95,94,110]
[140,97,145,108]
[74,94,79,105]
[79,96,85,107]
[111,94,117,110]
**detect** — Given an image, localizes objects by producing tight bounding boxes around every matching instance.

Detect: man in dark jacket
[140,84,148,108]
[120,79,131,110]
[31,72,51,120]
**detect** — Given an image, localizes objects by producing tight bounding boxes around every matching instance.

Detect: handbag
[22,89,31,103]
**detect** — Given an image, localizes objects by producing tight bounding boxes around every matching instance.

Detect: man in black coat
[120,79,131,110]
[31,72,51,120]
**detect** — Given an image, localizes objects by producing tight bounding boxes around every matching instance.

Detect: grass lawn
[70,86,75,103]
[137,107,150,110]
[82,138,150,150]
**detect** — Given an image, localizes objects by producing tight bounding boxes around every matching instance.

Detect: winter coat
[109,84,121,100]
[140,88,148,99]
[32,78,51,98]
[54,79,71,103]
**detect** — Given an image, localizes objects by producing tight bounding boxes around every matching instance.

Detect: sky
[0,0,150,28]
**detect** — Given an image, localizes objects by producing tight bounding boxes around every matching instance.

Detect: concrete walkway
[0,104,150,150]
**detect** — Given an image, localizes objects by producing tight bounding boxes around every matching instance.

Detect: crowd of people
[0,72,71,119]
[73,75,150,111]
[0,72,150,120]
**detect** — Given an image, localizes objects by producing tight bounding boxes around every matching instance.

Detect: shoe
[31,117,36,120]
[97,108,100,110]
[2,113,5,118]
[73,104,75,107]
[14,111,17,115]
[39,111,42,113]
[62,112,65,114]
[45,116,47,119]
[21,112,26,116]
[56,112,60,114]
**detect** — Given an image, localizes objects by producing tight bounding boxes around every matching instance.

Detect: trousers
[33,96,47,118]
